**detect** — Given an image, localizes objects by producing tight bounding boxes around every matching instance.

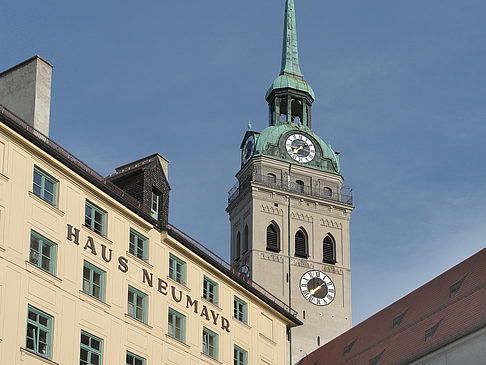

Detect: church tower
[226,1,354,362]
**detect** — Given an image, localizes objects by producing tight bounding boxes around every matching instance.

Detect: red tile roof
[300,247,486,365]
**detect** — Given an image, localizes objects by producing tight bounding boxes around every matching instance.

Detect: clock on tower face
[242,135,255,165]
[300,270,335,306]
[285,133,316,163]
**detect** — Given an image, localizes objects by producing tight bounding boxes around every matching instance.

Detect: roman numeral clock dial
[300,270,335,306]
[286,133,316,163]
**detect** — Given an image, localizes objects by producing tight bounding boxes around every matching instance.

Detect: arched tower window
[278,97,288,122]
[323,187,332,198]
[235,232,241,261]
[291,99,303,124]
[323,234,336,264]
[266,221,280,252]
[296,180,305,194]
[295,228,308,258]
[267,173,277,185]
[243,225,249,253]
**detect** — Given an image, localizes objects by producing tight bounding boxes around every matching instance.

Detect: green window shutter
[203,276,219,306]
[85,201,107,237]
[169,254,186,285]
[29,230,57,275]
[33,166,58,206]
[234,296,248,324]
[26,305,53,359]
[234,345,248,365]
[128,286,147,323]
[83,261,106,302]
[126,351,145,365]
[203,327,218,360]
[168,307,186,343]
[129,228,148,262]
[80,330,103,365]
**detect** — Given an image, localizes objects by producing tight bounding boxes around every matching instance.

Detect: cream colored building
[0,57,301,364]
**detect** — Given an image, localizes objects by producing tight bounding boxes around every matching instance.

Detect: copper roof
[300,247,486,365]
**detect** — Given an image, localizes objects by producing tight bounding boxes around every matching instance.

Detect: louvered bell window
[323,236,336,264]
[266,223,279,252]
[295,230,307,258]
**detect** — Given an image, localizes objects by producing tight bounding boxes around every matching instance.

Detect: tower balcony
[228,173,353,207]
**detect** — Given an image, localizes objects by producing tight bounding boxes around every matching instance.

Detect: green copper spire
[280,0,303,77]
[266,0,314,101]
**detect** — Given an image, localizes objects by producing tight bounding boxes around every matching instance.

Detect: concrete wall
[0,56,52,136]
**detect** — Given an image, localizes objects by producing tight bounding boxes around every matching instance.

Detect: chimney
[0,55,53,137]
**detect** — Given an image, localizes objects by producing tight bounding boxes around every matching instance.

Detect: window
[126,351,145,365]
[26,305,53,359]
[266,173,277,184]
[169,254,186,285]
[203,276,218,305]
[85,201,106,237]
[266,221,280,252]
[127,286,147,323]
[425,320,442,342]
[323,187,332,197]
[202,327,218,360]
[295,228,308,258]
[234,296,247,324]
[242,224,249,253]
[168,308,186,343]
[29,230,57,275]
[80,331,103,365]
[296,180,304,193]
[83,261,106,301]
[129,228,148,262]
[235,232,241,261]
[33,166,57,206]
[323,235,336,264]
[234,345,248,365]
[151,190,160,220]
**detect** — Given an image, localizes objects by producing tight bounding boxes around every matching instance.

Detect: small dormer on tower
[266,0,315,129]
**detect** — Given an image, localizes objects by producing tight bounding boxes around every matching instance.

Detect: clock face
[285,134,316,163]
[242,135,255,165]
[238,265,250,278]
[300,270,335,306]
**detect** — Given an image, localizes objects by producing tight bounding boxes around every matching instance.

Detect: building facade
[0,57,301,364]
[226,1,354,363]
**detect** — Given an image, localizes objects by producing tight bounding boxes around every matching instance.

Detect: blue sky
[2,0,486,325]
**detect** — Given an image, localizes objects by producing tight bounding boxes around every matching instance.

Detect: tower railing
[228,173,353,206]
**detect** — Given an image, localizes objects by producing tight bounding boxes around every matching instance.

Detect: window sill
[266,248,280,253]
[79,290,111,310]
[323,260,337,265]
[82,225,112,245]
[0,172,9,182]
[201,352,222,364]
[201,297,222,312]
[29,192,64,216]
[24,261,62,285]
[259,333,276,345]
[233,317,251,329]
[126,251,153,270]
[124,313,153,331]
[165,334,190,349]
[166,276,190,292]
[20,348,58,364]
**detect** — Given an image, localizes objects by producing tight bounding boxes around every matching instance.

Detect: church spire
[280,0,303,77]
